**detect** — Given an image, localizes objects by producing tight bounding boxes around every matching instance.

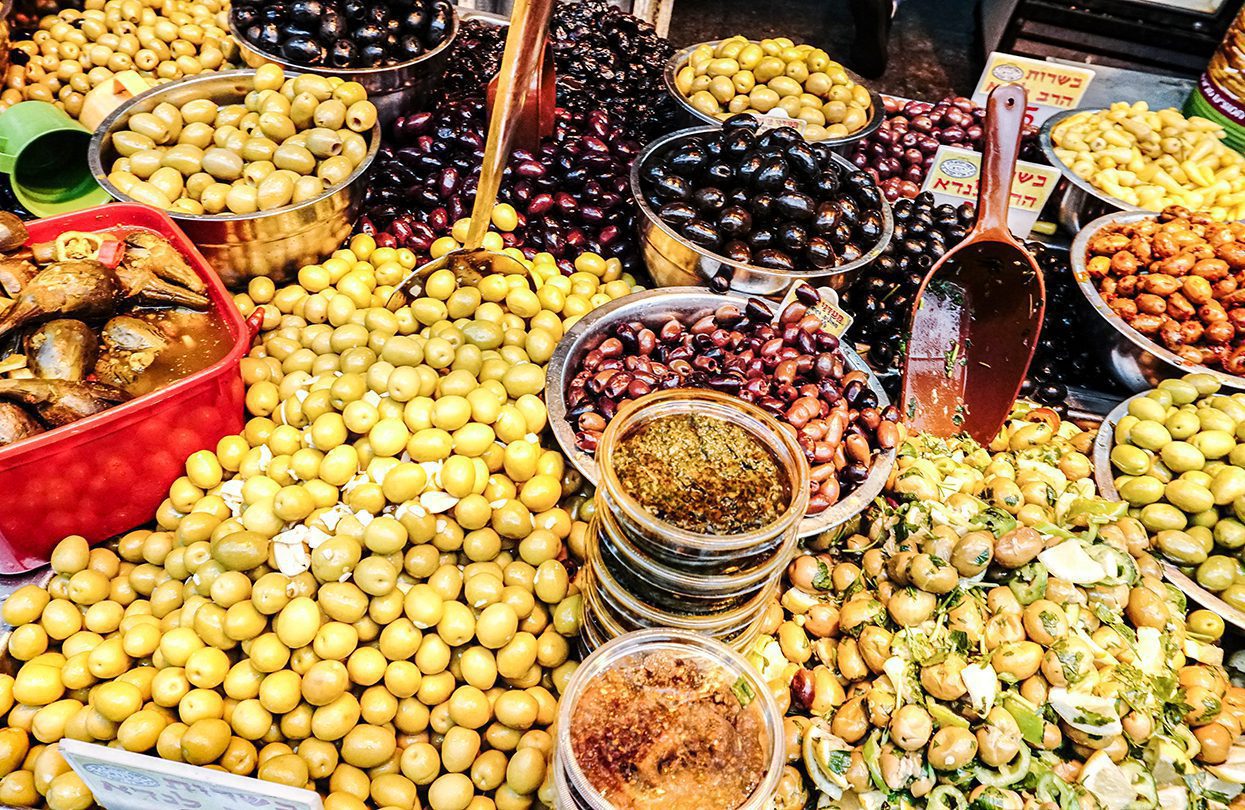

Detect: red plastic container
[0,203,258,572]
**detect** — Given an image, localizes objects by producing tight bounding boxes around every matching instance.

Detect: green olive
[1192,430,1237,460]
[1155,528,1210,564]
[1140,503,1189,532]
[1160,441,1205,473]
[1129,396,1168,422]
[1119,475,1164,506]
[1129,420,1173,451]
[1111,444,1151,476]
[1197,555,1238,592]
[1215,518,1245,550]
[1164,479,1215,513]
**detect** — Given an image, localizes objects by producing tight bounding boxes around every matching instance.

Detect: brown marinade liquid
[612,413,789,534]
[570,651,767,810]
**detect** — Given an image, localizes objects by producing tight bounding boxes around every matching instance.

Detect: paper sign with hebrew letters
[972,52,1095,127]
[773,284,854,337]
[921,146,1060,238]
[60,739,323,810]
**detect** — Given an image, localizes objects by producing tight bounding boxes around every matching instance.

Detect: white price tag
[773,284,854,337]
[60,740,323,810]
[972,51,1095,127]
[920,145,1060,238]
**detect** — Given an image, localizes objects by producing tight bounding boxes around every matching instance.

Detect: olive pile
[436,0,676,141]
[105,64,376,215]
[1107,374,1245,605]
[365,102,642,274]
[0,220,639,810]
[232,0,453,69]
[2,0,235,118]
[846,194,972,382]
[641,116,887,273]
[672,36,873,143]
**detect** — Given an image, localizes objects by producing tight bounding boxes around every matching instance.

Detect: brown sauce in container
[569,649,768,810]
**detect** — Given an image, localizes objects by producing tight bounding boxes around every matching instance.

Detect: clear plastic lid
[555,628,784,810]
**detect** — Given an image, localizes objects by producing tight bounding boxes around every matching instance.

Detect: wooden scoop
[387,0,556,308]
[899,83,1045,444]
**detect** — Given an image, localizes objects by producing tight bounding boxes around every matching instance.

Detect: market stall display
[665,37,880,146]
[757,406,1245,809]
[0,3,1244,810]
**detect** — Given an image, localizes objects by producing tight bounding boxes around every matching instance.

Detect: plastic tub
[594,389,810,574]
[593,511,787,615]
[555,628,784,810]
[0,203,257,572]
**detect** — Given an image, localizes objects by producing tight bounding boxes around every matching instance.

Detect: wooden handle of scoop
[974,83,1027,243]
[464,0,556,250]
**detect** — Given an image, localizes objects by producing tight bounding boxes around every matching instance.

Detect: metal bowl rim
[544,286,897,538]
[630,125,894,283]
[661,38,885,149]
[226,7,460,78]
[88,69,381,224]
[1038,109,1151,215]
[1069,209,1245,391]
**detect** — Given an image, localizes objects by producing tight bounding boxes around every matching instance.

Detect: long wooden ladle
[900,83,1046,443]
[387,0,555,308]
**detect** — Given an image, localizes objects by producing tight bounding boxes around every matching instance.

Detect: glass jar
[556,628,784,810]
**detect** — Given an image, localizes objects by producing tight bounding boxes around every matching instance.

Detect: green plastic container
[0,101,110,216]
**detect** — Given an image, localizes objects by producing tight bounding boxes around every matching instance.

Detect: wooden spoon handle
[974,83,1027,242]
[464,0,556,250]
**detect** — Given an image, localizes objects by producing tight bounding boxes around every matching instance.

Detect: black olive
[779,222,808,251]
[774,192,815,221]
[398,35,425,60]
[668,143,707,176]
[736,153,764,183]
[319,6,346,39]
[785,141,819,179]
[355,22,386,45]
[427,4,451,43]
[253,22,282,48]
[858,212,883,242]
[642,162,667,185]
[838,197,860,227]
[360,43,387,63]
[749,193,775,219]
[692,186,727,211]
[705,162,735,183]
[653,173,691,200]
[854,184,882,210]
[682,219,721,247]
[755,249,795,270]
[845,171,873,194]
[723,114,760,132]
[402,7,429,31]
[748,229,776,249]
[722,240,752,263]
[831,221,854,245]
[841,242,863,263]
[718,206,752,236]
[722,129,754,159]
[813,202,840,234]
[366,3,390,23]
[233,6,259,28]
[342,0,366,19]
[753,157,790,193]
[806,237,837,268]
[658,201,698,226]
[814,167,841,196]
[290,0,324,25]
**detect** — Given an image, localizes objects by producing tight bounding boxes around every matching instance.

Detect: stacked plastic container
[581,389,809,651]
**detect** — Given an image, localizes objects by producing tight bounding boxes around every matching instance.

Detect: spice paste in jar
[612,413,789,534]
[569,649,768,809]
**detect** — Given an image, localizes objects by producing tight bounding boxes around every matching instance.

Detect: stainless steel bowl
[1069,210,1245,392]
[1039,109,1150,233]
[1091,395,1245,631]
[631,126,893,298]
[544,287,897,539]
[89,70,380,288]
[662,39,884,152]
[229,10,458,127]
